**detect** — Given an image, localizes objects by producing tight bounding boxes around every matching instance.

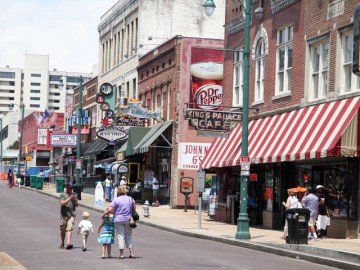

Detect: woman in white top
[282,189,299,239]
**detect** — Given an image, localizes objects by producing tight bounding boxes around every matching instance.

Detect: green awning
[133,121,173,154]
[115,127,151,156]
[83,138,109,156]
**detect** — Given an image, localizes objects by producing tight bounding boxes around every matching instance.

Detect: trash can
[285,208,310,244]
[56,177,66,193]
[25,175,31,187]
[30,175,37,188]
[73,185,82,200]
[36,176,44,190]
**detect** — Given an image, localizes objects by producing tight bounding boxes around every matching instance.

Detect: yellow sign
[25,156,32,161]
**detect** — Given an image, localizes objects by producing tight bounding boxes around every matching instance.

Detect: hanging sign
[96,126,127,142]
[184,108,241,131]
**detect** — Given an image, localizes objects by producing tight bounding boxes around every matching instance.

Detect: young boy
[77,211,94,251]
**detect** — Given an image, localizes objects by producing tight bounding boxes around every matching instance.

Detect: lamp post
[59,76,83,188]
[204,0,251,239]
[9,103,25,177]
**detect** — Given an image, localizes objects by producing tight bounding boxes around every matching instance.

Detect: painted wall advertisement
[178,142,211,170]
[190,47,224,110]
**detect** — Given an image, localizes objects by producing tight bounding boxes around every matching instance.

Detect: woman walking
[282,189,299,239]
[102,185,136,259]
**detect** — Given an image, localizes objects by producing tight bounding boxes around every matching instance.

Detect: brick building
[135,36,224,207]
[202,0,360,238]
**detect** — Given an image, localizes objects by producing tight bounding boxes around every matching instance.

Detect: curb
[140,221,360,270]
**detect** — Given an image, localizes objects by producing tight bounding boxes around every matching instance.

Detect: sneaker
[313,237,320,241]
[308,236,314,240]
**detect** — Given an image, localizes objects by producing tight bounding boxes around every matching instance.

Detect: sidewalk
[26,184,360,269]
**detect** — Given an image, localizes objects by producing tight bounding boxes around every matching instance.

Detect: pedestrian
[152,175,159,205]
[132,179,142,201]
[301,187,320,241]
[77,211,94,251]
[97,207,114,259]
[104,174,112,201]
[102,185,136,259]
[315,185,330,238]
[59,183,78,249]
[282,189,299,239]
[7,169,14,188]
[44,169,50,188]
[120,176,127,187]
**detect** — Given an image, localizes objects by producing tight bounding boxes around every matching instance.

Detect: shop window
[128,163,140,185]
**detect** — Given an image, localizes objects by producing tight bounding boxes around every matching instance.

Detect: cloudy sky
[0,0,118,73]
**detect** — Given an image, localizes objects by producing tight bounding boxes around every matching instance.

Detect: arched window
[255,38,265,102]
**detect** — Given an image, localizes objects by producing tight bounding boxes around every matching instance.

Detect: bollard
[143,200,150,217]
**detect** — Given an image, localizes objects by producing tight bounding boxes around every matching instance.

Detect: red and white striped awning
[201,97,360,169]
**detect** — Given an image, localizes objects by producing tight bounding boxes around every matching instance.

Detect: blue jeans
[106,186,112,201]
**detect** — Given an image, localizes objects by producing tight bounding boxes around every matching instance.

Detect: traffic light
[353,4,360,76]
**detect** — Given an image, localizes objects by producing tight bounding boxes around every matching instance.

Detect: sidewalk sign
[95,181,104,206]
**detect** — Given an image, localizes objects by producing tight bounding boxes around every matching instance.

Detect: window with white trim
[275,25,293,95]
[255,39,265,102]
[233,48,244,107]
[339,30,360,93]
[309,40,329,100]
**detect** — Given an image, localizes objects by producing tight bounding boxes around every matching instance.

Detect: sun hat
[316,185,324,190]
[121,176,126,180]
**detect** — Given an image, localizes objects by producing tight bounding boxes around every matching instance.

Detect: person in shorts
[301,187,320,241]
[59,184,78,249]
[77,211,94,251]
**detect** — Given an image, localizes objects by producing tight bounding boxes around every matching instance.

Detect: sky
[0,0,118,73]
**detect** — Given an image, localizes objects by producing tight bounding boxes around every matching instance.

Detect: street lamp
[59,76,83,188]
[203,0,251,239]
[9,103,25,177]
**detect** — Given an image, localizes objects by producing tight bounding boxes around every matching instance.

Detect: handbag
[129,197,139,228]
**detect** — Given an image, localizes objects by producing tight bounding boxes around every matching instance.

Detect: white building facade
[97,0,225,111]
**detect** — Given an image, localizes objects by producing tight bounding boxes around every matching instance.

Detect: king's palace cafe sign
[184,108,242,131]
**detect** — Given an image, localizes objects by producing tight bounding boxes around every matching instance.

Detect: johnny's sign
[184,108,241,131]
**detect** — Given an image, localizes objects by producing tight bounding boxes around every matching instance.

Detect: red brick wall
[223,0,305,115]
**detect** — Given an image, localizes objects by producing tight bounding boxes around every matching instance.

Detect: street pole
[76,76,83,187]
[235,0,251,240]
[17,104,25,177]
[203,0,251,239]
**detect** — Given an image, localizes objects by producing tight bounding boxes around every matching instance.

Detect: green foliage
[9,140,18,149]
[205,176,212,188]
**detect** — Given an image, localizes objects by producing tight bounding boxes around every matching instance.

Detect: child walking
[77,211,94,251]
[97,208,114,259]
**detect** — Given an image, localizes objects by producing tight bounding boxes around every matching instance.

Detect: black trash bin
[73,185,82,201]
[285,208,310,244]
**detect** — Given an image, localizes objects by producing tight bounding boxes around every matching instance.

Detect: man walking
[301,187,320,241]
[59,183,78,249]
[7,169,14,188]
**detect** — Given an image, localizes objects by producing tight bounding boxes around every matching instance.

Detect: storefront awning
[84,139,109,156]
[133,121,173,154]
[202,97,360,169]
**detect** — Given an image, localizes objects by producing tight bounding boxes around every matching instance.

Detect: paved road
[0,184,341,270]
